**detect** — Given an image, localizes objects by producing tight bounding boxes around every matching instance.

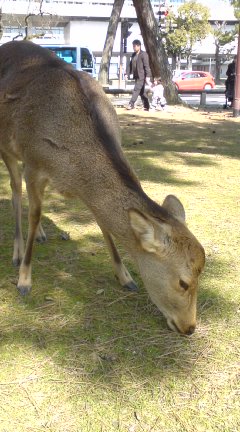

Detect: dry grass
[0,105,239,432]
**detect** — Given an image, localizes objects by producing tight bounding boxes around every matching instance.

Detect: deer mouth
[167,319,196,336]
[168,319,181,334]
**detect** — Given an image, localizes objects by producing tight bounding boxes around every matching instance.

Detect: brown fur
[0,41,205,335]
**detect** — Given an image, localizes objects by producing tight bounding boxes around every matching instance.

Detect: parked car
[173,71,215,91]
[172,70,191,79]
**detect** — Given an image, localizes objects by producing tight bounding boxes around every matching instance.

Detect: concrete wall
[64,21,143,54]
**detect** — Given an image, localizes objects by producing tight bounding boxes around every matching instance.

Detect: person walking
[225,55,237,107]
[125,40,152,111]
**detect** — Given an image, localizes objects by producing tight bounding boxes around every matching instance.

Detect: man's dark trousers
[130,79,150,110]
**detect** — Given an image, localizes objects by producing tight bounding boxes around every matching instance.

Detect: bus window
[80,47,93,72]
[41,45,96,77]
[48,47,77,69]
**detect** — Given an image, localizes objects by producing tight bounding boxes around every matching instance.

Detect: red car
[173,71,215,91]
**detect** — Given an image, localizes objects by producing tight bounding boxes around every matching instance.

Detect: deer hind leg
[17,168,47,295]
[99,226,138,292]
[1,152,24,266]
[22,165,46,244]
[35,222,47,243]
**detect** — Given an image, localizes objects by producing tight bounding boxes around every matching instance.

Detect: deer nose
[185,325,196,335]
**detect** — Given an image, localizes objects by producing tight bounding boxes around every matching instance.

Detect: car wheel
[204,84,212,90]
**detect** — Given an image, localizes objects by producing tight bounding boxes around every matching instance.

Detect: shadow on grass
[120,109,240,157]
[119,110,239,185]
[0,198,237,388]
[1,107,238,197]
[0,184,96,234]
[1,109,239,198]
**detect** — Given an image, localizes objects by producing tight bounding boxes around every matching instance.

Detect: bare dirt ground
[116,103,239,124]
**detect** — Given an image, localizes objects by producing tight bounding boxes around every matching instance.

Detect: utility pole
[233,23,240,117]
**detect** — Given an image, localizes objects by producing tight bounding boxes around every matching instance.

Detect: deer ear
[128,209,159,253]
[162,195,186,223]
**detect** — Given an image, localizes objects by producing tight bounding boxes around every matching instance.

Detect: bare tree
[98,0,125,85]
[213,21,237,84]
[132,0,180,104]
[24,0,53,40]
[2,0,58,42]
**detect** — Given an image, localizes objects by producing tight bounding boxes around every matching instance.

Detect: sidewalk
[109,95,131,107]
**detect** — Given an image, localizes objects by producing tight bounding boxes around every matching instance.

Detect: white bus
[41,45,97,78]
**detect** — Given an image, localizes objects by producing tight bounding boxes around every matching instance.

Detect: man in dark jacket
[226,55,237,79]
[125,39,152,111]
[225,55,237,107]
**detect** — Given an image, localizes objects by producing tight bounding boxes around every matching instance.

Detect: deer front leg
[1,152,24,266]
[17,170,47,295]
[17,205,40,295]
[99,226,138,292]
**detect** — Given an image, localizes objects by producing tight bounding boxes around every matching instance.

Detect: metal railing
[103,87,226,106]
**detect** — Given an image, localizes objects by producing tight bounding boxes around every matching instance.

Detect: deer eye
[179,279,189,291]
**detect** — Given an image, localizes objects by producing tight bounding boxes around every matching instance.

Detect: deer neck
[85,182,156,253]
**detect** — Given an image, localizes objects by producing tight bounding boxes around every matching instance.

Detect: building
[0,0,238,78]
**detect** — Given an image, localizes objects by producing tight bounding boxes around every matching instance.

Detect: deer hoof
[12,257,22,267]
[124,281,139,292]
[36,234,47,243]
[17,285,31,296]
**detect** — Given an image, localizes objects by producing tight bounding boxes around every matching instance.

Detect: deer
[0,40,205,335]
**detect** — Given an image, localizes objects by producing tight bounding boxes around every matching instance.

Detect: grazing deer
[0,41,205,335]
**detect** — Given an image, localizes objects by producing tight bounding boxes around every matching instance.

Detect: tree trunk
[172,54,177,71]
[98,0,125,85]
[132,0,180,104]
[0,8,3,41]
[187,53,192,70]
[215,43,221,84]
[233,23,240,117]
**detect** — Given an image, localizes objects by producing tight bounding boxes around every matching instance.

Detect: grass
[0,105,239,432]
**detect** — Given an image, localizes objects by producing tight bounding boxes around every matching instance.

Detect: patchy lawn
[0,106,239,432]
